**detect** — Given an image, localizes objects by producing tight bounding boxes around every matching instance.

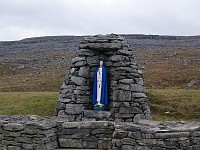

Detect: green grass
[147,89,200,121]
[0,92,58,116]
[0,90,199,122]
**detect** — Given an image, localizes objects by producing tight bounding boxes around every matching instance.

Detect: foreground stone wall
[58,121,114,149]
[0,115,58,150]
[113,120,200,150]
[1,115,200,150]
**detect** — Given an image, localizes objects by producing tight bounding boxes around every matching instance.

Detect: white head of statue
[100,60,103,68]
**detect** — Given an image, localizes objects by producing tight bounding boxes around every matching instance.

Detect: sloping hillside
[0,34,199,91]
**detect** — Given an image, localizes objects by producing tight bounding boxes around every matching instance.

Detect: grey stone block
[65,104,83,115]
[7,146,21,150]
[117,49,133,56]
[122,138,136,146]
[86,55,99,65]
[118,84,130,91]
[74,60,87,67]
[56,102,66,110]
[113,90,131,102]
[130,84,144,92]
[119,79,134,84]
[77,49,95,56]
[71,76,86,85]
[59,138,83,148]
[119,106,143,114]
[78,66,89,77]
[83,141,98,149]
[3,123,24,131]
[132,92,147,98]
[98,138,112,149]
[113,129,128,139]
[83,110,111,120]
[122,145,135,150]
[72,57,85,64]
[80,42,122,50]
[112,139,122,148]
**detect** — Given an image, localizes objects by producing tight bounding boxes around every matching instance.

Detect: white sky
[0,0,200,41]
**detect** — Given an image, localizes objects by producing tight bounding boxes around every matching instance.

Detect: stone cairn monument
[56,34,151,122]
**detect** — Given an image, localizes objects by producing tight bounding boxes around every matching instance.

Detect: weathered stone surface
[98,138,112,149]
[77,49,95,56]
[71,76,86,85]
[0,115,58,150]
[135,78,144,85]
[65,104,83,115]
[122,138,136,145]
[119,106,143,114]
[78,66,89,77]
[86,55,99,65]
[83,141,98,149]
[132,92,147,98]
[80,42,122,50]
[118,84,130,90]
[60,128,91,135]
[113,129,128,139]
[130,84,144,92]
[117,49,133,56]
[7,146,21,150]
[112,139,122,147]
[3,123,24,131]
[113,61,130,67]
[109,55,129,62]
[72,57,85,64]
[113,90,131,101]
[59,138,83,148]
[82,34,124,43]
[1,116,200,150]
[74,60,87,67]
[119,79,134,84]
[56,102,66,110]
[154,132,190,138]
[83,110,112,120]
[62,121,114,129]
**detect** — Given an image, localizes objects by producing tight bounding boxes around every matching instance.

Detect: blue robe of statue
[92,66,108,106]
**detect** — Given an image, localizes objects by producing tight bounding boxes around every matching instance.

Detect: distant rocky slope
[1,34,200,54]
[0,34,199,91]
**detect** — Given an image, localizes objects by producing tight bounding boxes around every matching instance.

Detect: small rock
[187,80,199,87]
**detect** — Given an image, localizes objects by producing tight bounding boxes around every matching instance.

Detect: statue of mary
[92,60,108,109]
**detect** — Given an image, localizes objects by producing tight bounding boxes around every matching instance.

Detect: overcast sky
[0,0,200,41]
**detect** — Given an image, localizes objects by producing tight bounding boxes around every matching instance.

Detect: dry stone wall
[58,121,114,149]
[1,114,200,149]
[56,34,151,122]
[0,115,58,150]
[113,120,200,150]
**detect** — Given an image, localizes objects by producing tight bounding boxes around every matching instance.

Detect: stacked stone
[113,120,200,150]
[0,115,58,150]
[56,34,151,122]
[58,121,114,149]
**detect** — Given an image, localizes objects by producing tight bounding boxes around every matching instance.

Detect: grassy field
[147,89,200,121]
[0,92,58,116]
[0,89,199,121]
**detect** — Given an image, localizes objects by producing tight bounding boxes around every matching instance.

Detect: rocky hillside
[0,34,199,91]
